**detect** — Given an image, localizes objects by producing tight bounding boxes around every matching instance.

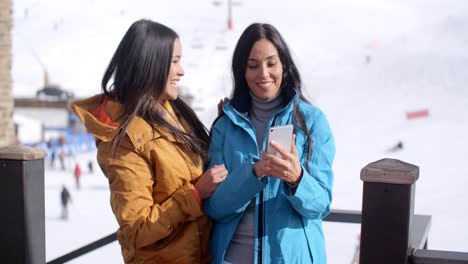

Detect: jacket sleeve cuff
[172,183,205,221]
[251,155,269,183]
[189,183,202,208]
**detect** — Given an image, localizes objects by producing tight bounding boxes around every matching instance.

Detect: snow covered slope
[12,0,468,262]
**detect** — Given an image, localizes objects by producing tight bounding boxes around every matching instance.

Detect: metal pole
[228,0,233,30]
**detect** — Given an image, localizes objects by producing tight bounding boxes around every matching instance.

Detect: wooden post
[359,158,419,264]
[0,145,47,264]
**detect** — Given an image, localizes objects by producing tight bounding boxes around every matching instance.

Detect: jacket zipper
[258,115,281,264]
[258,191,263,264]
[229,103,292,264]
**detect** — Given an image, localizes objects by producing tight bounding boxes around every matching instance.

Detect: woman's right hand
[194,164,228,199]
[217,97,229,116]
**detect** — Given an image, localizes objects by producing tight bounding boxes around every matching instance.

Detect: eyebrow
[247,55,279,61]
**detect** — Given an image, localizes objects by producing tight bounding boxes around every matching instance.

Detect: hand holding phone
[259,125,303,185]
[266,125,293,157]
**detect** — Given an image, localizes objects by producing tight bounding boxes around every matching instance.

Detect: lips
[256,81,273,89]
[170,79,180,86]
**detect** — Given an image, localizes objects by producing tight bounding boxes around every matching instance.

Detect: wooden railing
[46,233,117,264]
[2,145,468,264]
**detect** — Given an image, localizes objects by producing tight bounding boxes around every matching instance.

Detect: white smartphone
[266,125,294,157]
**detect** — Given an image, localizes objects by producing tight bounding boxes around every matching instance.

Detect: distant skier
[50,150,56,169]
[74,163,82,190]
[47,139,56,169]
[388,140,404,152]
[87,160,94,174]
[59,149,66,170]
[58,135,66,146]
[60,185,72,220]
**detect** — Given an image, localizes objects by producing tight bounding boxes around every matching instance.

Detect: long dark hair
[231,23,313,165]
[102,19,209,165]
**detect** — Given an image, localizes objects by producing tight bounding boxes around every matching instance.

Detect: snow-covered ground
[44,153,121,263]
[11,0,468,263]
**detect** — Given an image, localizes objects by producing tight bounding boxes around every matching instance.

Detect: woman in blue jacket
[205,23,335,264]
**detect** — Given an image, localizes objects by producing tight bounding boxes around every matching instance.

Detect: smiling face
[245,39,283,100]
[162,38,184,100]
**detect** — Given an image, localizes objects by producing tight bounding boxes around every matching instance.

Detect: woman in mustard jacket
[71,19,227,264]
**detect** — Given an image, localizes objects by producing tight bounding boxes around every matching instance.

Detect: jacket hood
[70,94,159,149]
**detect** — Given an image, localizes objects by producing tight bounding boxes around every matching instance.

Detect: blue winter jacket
[205,90,335,264]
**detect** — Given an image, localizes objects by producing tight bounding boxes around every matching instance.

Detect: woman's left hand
[261,134,303,185]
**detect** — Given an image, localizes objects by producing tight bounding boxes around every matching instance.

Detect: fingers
[268,134,299,159]
[260,151,299,181]
[216,169,228,182]
[196,165,229,199]
[213,174,227,184]
[262,150,289,168]
[217,100,224,115]
[210,164,227,174]
[290,134,298,156]
[269,140,291,159]
[264,154,289,171]
[263,162,288,179]
[218,97,230,115]
[208,164,228,183]
[253,159,268,178]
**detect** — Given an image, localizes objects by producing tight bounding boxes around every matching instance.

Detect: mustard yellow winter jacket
[71,95,212,264]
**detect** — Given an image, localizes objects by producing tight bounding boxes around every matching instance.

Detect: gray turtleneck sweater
[224,92,283,264]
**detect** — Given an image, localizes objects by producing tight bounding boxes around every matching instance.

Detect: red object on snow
[406,109,429,119]
[74,164,82,178]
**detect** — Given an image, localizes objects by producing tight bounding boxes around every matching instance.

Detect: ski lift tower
[227,0,233,30]
[213,0,241,31]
